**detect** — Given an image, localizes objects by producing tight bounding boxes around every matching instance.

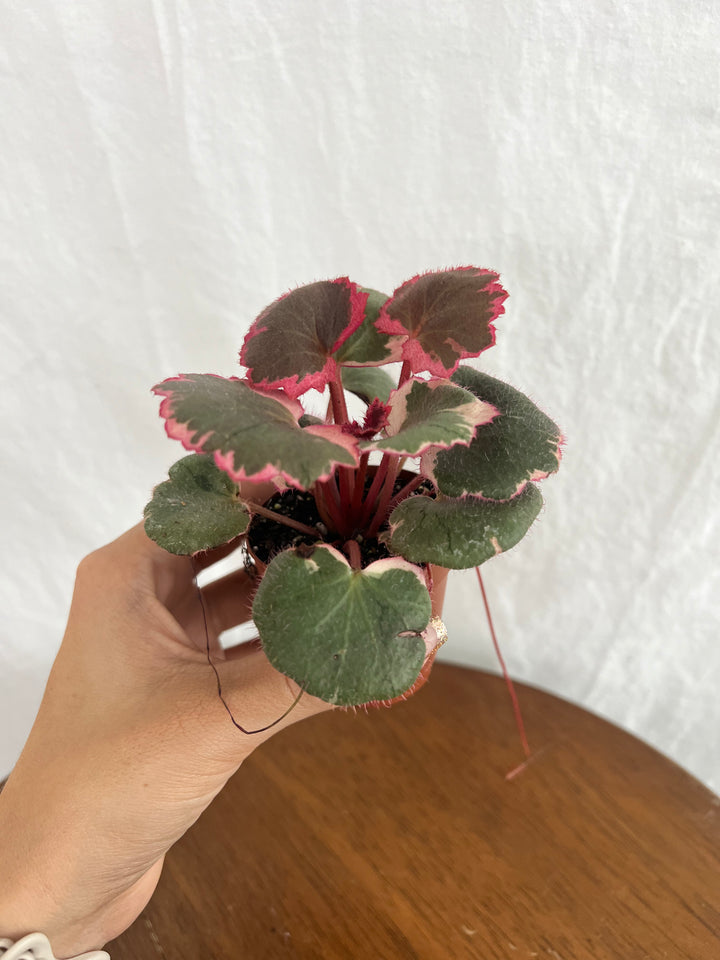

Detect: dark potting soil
[246,474,434,568]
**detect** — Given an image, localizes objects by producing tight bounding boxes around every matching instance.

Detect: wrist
[0,867,141,959]
[0,849,101,959]
[0,933,109,960]
[0,779,126,958]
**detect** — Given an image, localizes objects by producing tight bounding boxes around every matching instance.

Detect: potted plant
[144,268,562,708]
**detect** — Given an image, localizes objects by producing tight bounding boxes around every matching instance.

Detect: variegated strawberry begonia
[144,268,563,706]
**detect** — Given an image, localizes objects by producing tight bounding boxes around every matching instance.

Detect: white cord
[0,934,109,960]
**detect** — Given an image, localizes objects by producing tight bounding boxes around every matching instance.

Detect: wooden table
[109,665,720,959]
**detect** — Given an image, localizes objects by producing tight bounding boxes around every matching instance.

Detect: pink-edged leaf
[253,544,431,705]
[388,483,543,569]
[334,286,404,365]
[375,267,508,377]
[153,374,358,489]
[363,377,498,457]
[422,366,564,499]
[240,278,368,399]
[301,422,361,457]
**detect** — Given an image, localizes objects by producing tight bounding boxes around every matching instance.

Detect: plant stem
[313,485,337,535]
[243,500,320,539]
[376,473,425,516]
[328,373,350,424]
[358,451,392,528]
[475,567,531,762]
[398,359,413,387]
[322,474,346,533]
[366,470,424,539]
[327,375,352,520]
[350,451,370,525]
[365,453,402,538]
[344,538,361,570]
[338,465,352,515]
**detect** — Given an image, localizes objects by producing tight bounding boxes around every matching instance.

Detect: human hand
[0,513,333,958]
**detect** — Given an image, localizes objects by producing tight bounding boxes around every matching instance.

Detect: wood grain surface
[108,665,720,959]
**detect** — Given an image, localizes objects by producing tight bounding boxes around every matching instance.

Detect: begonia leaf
[240,278,368,399]
[153,374,358,489]
[375,267,508,377]
[363,377,497,457]
[334,286,403,365]
[423,366,563,499]
[341,365,396,405]
[298,413,325,427]
[143,454,250,555]
[253,544,431,705]
[388,484,543,569]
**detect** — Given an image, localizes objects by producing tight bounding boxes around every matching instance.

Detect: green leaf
[240,278,368,398]
[388,484,543,569]
[253,545,431,705]
[298,413,325,427]
[144,454,250,555]
[154,374,358,489]
[376,267,508,376]
[341,365,396,405]
[364,377,497,457]
[334,286,403,365]
[423,366,563,499]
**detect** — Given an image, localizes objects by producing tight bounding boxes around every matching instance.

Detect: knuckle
[75,546,112,585]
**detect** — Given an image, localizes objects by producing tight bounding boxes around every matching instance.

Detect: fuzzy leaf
[154,374,358,489]
[144,454,250,555]
[240,278,368,399]
[298,413,325,427]
[423,366,563,499]
[364,377,497,457]
[341,365,396,405]
[388,484,543,569]
[334,286,403,365]
[376,267,508,377]
[253,545,431,706]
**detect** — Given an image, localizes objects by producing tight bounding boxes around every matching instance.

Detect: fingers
[109,521,247,575]
[199,568,256,637]
[189,536,247,573]
[222,636,263,661]
[102,523,252,609]
[92,480,276,602]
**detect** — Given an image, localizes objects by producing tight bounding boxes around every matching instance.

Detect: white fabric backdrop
[1,1,718,792]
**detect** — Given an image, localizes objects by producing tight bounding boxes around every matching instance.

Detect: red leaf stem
[338,465,352,515]
[344,538,362,570]
[350,451,370,527]
[322,473,347,534]
[313,484,338,535]
[475,566,531,761]
[358,452,392,528]
[366,453,402,539]
[328,375,350,425]
[398,359,413,387]
[381,473,425,520]
[244,500,320,539]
